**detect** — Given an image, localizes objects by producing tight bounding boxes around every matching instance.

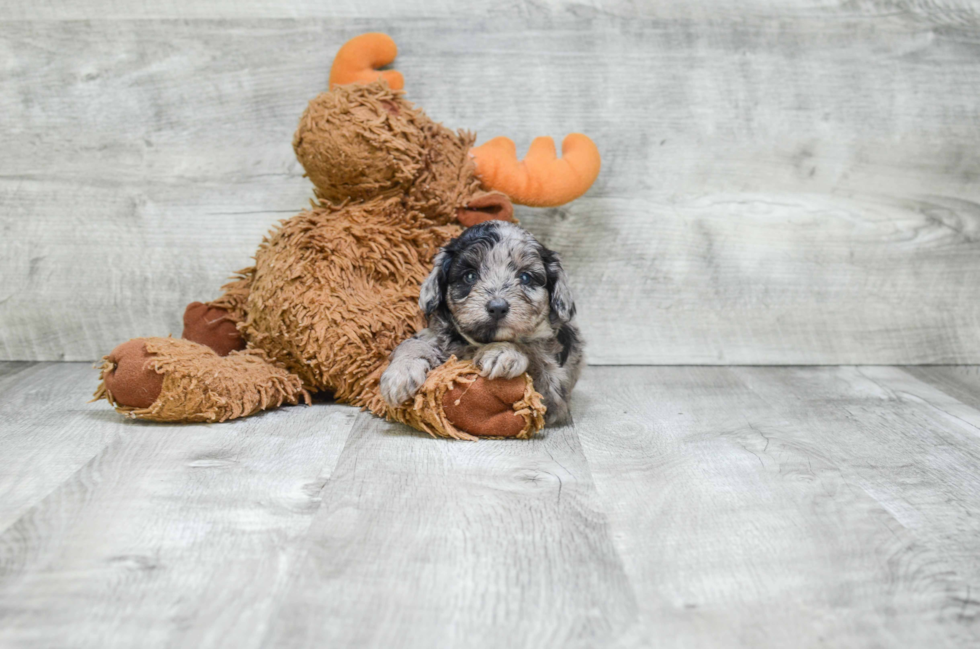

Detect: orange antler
[329,33,404,90]
[469,134,601,207]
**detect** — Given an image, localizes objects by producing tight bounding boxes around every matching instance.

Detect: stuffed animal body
[94,34,599,439]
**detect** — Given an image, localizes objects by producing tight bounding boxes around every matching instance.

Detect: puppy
[380,221,583,426]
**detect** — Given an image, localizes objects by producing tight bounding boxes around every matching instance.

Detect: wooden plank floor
[1,363,979,647]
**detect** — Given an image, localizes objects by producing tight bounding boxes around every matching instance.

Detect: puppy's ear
[419,245,455,317]
[542,248,576,325]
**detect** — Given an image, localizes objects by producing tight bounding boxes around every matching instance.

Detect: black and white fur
[380,221,584,426]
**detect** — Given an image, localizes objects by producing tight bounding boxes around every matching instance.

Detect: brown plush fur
[294,82,480,220]
[94,79,547,438]
[95,337,308,423]
[238,195,458,411]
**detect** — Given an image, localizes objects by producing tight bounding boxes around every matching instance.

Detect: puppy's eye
[519,272,534,286]
[462,270,478,285]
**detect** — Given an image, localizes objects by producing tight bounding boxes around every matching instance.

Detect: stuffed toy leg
[94,337,309,423]
[95,334,544,440]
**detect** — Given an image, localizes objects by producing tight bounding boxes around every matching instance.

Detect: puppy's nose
[486,298,510,320]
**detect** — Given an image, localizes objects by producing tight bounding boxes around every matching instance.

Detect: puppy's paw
[474,343,529,380]
[380,359,430,407]
[545,399,573,427]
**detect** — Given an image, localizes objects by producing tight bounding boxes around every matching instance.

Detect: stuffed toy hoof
[98,338,165,409]
[442,375,536,438]
[94,337,308,422]
[393,357,546,441]
[182,302,245,357]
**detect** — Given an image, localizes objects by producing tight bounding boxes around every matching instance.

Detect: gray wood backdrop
[2,0,979,363]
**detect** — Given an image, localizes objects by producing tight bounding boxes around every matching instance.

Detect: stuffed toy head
[293,33,600,225]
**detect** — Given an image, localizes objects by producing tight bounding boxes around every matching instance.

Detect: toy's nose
[486,298,510,320]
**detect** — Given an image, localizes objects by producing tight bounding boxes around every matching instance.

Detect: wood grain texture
[575,365,980,648]
[0,363,124,533]
[2,7,980,363]
[4,363,980,647]
[4,0,980,22]
[262,415,637,649]
[0,363,358,648]
[903,365,980,411]
[0,363,638,648]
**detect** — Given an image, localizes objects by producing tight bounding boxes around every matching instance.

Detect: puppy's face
[420,222,575,344]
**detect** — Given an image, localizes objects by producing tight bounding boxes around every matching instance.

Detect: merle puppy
[380,221,583,426]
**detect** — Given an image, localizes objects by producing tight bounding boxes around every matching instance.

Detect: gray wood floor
[1,363,979,647]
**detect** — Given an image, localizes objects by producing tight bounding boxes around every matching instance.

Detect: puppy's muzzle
[486,298,510,321]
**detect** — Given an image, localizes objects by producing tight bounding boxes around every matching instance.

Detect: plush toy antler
[328,32,404,90]
[329,33,600,207]
[469,134,601,207]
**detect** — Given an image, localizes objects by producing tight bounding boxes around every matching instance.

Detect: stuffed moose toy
[94,33,601,439]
